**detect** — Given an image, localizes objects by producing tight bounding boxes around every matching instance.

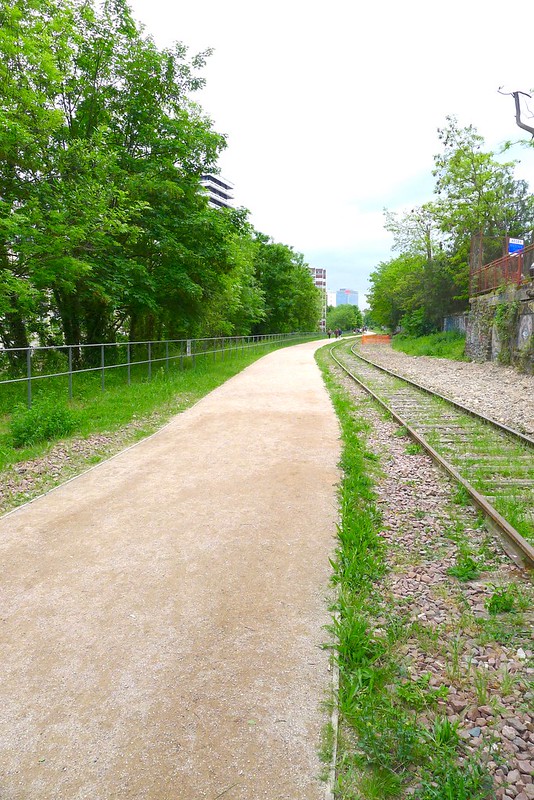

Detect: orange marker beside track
[361,334,391,344]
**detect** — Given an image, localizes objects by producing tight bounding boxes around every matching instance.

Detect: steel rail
[350,345,534,449]
[329,344,534,570]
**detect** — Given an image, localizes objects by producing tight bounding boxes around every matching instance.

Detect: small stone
[510,719,527,733]
[468,727,481,737]
[449,698,467,713]
[524,787,534,799]
[503,726,518,740]
[517,649,527,660]
[509,771,521,784]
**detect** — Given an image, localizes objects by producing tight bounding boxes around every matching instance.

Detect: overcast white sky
[128,0,534,307]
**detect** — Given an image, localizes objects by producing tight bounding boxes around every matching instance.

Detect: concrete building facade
[336,288,359,307]
[308,267,327,331]
[200,175,234,209]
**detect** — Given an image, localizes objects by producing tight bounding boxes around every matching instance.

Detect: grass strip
[391,331,467,360]
[0,337,318,472]
[316,347,494,800]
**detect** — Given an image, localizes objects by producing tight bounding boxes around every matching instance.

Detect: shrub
[10,398,78,447]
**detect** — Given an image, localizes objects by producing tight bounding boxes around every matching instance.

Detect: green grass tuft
[392,331,467,360]
[10,397,78,447]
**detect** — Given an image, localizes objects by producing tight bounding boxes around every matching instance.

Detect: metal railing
[0,332,319,407]
[470,242,534,295]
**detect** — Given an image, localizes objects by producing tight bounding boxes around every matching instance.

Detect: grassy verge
[0,337,315,473]
[315,347,496,800]
[392,331,467,360]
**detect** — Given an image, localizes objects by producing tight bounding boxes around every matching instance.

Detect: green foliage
[494,300,520,365]
[392,331,467,360]
[355,767,403,799]
[447,552,480,581]
[369,116,534,335]
[0,0,319,350]
[416,758,492,800]
[405,442,423,455]
[424,716,459,750]
[485,584,518,614]
[399,308,434,337]
[326,304,363,331]
[252,237,321,333]
[396,674,448,710]
[10,398,78,447]
[433,117,534,243]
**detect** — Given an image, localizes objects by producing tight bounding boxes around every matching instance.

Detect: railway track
[329,341,534,569]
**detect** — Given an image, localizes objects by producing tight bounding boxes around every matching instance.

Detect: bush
[399,309,435,337]
[10,398,78,448]
[392,331,466,360]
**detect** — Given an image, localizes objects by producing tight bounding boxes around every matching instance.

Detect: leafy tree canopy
[369,117,534,334]
[0,0,321,354]
[326,304,362,331]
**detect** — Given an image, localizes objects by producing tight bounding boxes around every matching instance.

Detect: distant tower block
[308,266,327,331]
[200,175,234,209]
[336,288,358,306]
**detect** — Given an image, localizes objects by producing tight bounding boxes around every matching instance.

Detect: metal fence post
[127,343,131,385]
[165,341,169,373]
[68,346,73,400]
[101,345,105,391]
[148,341,152,380]
[187,339,194,367]
[27,348,32,408]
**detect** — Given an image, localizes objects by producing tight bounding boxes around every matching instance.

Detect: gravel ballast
[334,364,534,798]
[356,344,534,436]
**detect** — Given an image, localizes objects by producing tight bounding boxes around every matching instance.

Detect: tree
[253,236,321,333]
[0,0,229,348]
[383,204,440,262]
[326,304,362,331]
[0,0,320,351]
[369,118,534,335]
[433,117,534,242]
[367,254,427,332]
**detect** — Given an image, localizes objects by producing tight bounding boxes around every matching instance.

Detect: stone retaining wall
[465,281,534,372]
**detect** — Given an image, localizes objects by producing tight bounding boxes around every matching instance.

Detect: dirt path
[0,341,340,800]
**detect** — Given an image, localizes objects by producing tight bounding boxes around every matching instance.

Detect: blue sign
[509,238,524,255]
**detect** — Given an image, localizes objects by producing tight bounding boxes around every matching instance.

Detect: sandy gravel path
[0,340,340,800]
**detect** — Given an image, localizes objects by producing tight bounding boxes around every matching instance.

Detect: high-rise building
[200,175,234,209]
[308,266,327,331]
[336,288,359,307]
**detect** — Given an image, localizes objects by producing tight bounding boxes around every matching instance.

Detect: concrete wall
[465,280,534,372]
[443,314,468,334]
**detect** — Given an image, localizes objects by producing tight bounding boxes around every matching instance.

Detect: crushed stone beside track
[356,344,534,436]
[336,367,534,798]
